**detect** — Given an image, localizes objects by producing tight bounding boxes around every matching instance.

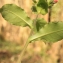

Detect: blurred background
[0,0,63,63]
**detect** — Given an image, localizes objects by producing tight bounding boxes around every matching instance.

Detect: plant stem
[17,12,39,63]
[48,7,52,22]
[17,39,30,63]
[17,29,33,63]
[33,14,39,32]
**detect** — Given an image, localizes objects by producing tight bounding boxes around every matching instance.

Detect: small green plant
[0,0,62,63]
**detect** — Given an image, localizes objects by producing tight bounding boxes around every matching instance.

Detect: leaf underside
[29,22,63,42]
[0,4,33,28]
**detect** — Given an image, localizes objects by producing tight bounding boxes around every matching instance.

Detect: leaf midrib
[3,9,32,27]
[29,29,63,41]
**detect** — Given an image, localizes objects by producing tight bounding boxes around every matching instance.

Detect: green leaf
[47,0,53,8]
[29,22,63,42]
[0,4,33,28]
[36,18,47,31]
[32,0,48,15]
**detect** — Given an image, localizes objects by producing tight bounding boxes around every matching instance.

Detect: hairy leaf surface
[29,22,63,42]
[0,4,33,28]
